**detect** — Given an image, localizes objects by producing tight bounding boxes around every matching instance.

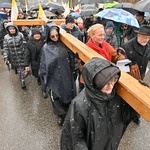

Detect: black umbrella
[44,10,57,18]
[80,5,98,16]
[113,2,137,14]
[47,2,65,14]
[47,2,64,10]
[113,3,133,9]
[81,4,97,10]
[29,3,48,11]
[0,3,11,8]
[132,0,150,12]
[78,0,113,5]
[80,9,98,16]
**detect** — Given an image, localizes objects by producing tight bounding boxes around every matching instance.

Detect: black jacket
[122,37,150,79]
[27,35,45,77]
[0,21,8,48]
[61,58,131,150]
[3,23,29,67]
[60,23,83,42]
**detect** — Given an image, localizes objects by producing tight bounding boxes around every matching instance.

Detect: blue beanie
[105,21,114,29]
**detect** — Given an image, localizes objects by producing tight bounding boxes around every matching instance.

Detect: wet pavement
[0,54,150,150]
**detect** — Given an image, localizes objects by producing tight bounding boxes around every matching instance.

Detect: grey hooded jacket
[3,22,29,67]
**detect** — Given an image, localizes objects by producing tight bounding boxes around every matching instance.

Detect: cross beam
[13,19,150,122]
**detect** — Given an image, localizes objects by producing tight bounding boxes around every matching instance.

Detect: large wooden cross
[13,19,150,122]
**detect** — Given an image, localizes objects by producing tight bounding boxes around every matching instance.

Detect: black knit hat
[31,28,41,36]
[93,66,120,90]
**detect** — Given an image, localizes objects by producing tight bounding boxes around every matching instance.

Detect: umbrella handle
[117,47,127,58]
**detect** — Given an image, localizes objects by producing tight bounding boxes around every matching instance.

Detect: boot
[133,116,141,125]
[132,112,141,125]
[42,90,48,99]
[21,79,26,89]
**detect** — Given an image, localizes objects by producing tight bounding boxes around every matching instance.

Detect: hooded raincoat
[61,57,131,150]
[39,24,77,114]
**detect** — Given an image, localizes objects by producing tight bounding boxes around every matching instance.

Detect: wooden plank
[13,19,65,26]
[60,28,150,122]
[13,19,46,26]
[12,19,150,122]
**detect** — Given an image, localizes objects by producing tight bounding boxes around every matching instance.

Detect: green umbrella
[104,1,119,8]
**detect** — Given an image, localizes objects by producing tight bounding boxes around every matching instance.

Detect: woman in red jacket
[86,23,125,63]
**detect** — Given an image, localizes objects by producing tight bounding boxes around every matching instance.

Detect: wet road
[0,54,150,150]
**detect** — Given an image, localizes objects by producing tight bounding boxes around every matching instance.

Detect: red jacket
[86,38,125,63]
[86,38,111,61]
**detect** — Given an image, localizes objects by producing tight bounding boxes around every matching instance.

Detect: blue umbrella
[70,12,81,19]
[96,8,139,28]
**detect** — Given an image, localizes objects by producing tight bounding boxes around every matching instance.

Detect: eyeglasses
[50,34,59,39]
[106,75,119,86]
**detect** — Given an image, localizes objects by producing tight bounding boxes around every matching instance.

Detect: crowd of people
[0,7,150,149]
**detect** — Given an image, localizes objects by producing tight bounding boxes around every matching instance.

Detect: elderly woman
[39,24,77,125]
[61,57,132,150]
[86,24,125,63]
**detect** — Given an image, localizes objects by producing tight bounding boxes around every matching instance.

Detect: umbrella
[0,3,11,8]
[80,9,98,16]
[47,2,65,14]
[78,0,114,4]
[96,8,139,28]
[131,0,150,12]
[113,3,133,9]
[70,12,81,19]
[29,3,48,11]
[47,2,64,10]
[80,5,98,16]
[44,10,57,18]
[113,2,137,14]
[81,4,97,10]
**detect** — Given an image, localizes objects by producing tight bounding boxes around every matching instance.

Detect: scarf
[86,38,111,61]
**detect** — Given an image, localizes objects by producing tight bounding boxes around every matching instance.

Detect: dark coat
[122,37,150,79]
[3,23,29,67]
[60,23,83,42]
[61,58,131,150]
[0,21,8,49]
[27,35,45,77]
[39,24,77,104]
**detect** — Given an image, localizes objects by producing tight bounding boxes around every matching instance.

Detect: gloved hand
[129,64,141,80]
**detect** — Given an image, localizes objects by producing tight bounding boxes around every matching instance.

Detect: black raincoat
[61,57,131,150]
[27,32,45,77]
[39,25,77,105]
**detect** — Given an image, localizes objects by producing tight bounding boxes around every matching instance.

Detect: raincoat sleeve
[109,45,125,63]
[38,47,47,84]
[61,99,88,150]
